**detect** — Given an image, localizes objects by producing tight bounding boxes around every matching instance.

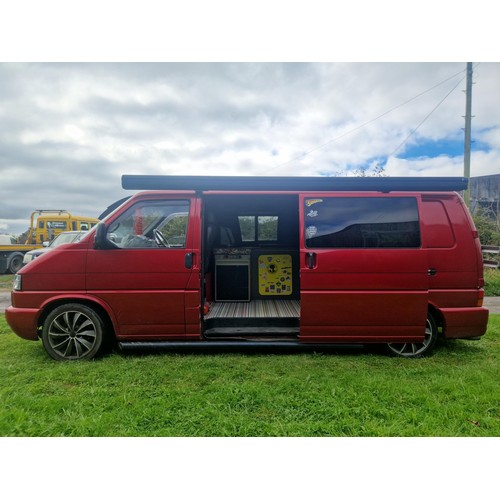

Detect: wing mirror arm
[93,222,118,250]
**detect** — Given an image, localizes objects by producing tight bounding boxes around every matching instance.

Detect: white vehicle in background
[22,231,87,264]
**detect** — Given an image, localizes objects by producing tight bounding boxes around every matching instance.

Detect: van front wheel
[386,313,438,358]
[42,304,104,361]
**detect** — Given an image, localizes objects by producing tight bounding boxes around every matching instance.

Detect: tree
[353,163,386,177]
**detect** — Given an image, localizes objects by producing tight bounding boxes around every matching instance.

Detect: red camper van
[6,175,489,360]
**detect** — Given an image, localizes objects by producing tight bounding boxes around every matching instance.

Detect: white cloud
[0,62,499,236]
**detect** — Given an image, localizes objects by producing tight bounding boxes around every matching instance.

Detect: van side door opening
[200,193,301,339]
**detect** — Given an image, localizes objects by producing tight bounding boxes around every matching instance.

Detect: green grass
[1,314,498,437]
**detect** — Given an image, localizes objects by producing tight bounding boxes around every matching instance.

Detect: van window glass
[305,197,420,248]
[107,200,190,248]
[258,216,278,240]
[238,215,278,242]
[238,216,255,241]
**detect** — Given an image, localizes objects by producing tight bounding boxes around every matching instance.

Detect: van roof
[122,175,468,193]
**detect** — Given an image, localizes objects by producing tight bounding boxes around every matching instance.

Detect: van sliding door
[299,193,428,343]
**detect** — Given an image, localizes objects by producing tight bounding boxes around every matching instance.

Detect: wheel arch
[428,302,444,334]
[37,296,117,341]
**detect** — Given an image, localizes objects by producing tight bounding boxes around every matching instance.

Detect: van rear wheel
[42,304,105,361]
[386,313,438,358]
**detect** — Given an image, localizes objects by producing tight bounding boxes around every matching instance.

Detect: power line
[387,74,466,158]
[263,65,468,174]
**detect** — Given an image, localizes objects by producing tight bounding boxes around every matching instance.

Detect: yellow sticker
[258,254,293,296]
[305,199,323,207]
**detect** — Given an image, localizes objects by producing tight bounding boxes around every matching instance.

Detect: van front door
[299,193,428,343]
[87,195,201,339]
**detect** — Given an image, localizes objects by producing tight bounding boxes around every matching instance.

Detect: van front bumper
[5,306,41,341]
[441,307,489,339]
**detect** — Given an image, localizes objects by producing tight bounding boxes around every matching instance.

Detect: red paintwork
[299,193,428,341]
[85,194,201,339]
[6,188,488,347]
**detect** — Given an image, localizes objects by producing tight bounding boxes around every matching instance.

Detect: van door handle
[428,268,437,276]
[185,253,193,269]
[306,252,316,269]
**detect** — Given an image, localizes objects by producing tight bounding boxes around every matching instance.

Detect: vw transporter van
[6,175,489,360]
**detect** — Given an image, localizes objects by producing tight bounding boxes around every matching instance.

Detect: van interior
[201,194,300,339]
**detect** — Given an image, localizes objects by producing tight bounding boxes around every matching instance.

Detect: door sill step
[118,340,363,352]
[203,326,299,339]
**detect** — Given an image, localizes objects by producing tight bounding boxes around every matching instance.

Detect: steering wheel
[153,229,170,247]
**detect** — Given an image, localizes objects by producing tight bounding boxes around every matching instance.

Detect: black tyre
[8,255,23,273]
[42,304,105,361]
[386,313,438,358]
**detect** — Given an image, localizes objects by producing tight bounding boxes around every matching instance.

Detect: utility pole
[463,62,473,207]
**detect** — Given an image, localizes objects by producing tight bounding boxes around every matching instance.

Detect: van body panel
[439,307,489,338]
[421,195,481,289]
[300,290,427,341]
[5,306,40,340]
[429,290,482,308]
[19,243,88,291]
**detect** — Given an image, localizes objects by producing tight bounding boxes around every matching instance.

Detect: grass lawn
[0,313,498,437]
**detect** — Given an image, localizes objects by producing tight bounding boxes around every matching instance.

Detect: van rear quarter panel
[421,194,483,307]
[421,194,488,338]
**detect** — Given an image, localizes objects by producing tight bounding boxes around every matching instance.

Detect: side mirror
[93,222,118,250]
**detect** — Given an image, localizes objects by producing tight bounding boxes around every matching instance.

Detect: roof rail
[122,175,468,193]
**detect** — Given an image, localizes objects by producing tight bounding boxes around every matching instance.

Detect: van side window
[305,197,420,248]
[238,215,278,242]
[107,200,190,249]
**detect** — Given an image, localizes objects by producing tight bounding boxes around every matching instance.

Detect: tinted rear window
[304,197,420,248]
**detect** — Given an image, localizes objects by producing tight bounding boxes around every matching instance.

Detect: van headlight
[13,274,22,291]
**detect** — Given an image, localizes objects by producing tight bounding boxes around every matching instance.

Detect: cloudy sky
[1,61,499,236]
[1,3,498,495]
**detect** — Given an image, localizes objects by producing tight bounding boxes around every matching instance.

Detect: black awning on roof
[122,175,468,193]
